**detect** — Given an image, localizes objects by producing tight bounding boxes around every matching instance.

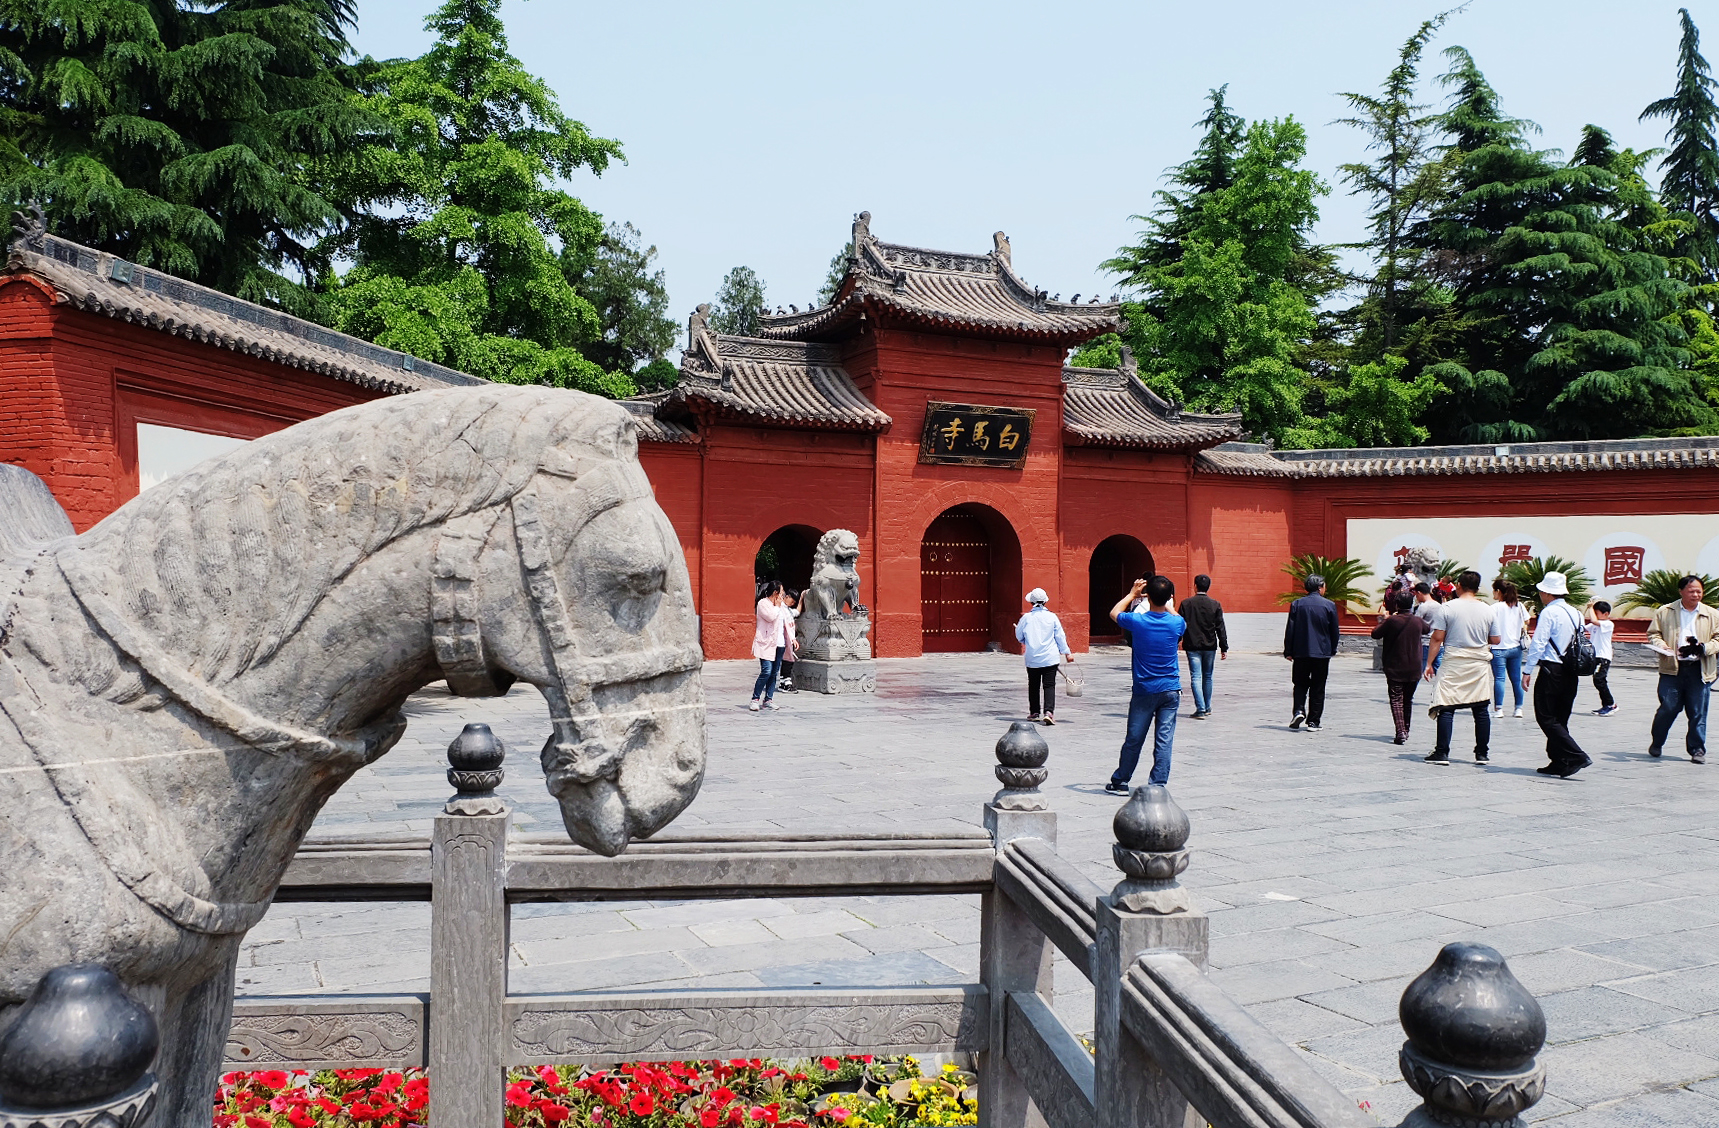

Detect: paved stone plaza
[241,648,1719,1126]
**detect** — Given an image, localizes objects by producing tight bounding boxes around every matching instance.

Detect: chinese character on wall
[1603,546,1646,586]
[918,402,1036,468]
[1498,544,1532,569]
[1393,545,1411,563]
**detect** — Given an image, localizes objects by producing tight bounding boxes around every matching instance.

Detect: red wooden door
[921,512,991,652]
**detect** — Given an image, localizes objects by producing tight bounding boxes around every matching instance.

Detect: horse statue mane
[796,529,871,662]
[0,385,704,1125]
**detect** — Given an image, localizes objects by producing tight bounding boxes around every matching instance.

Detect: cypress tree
[0,0,374,315]
[1641,8,1719,281]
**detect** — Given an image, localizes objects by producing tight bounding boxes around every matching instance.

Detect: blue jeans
[1111,688,1180,787]
[1186,649,1218,713]
[1491,647,1524,710]
[752,646,784,702]
[1651,664,1711,756]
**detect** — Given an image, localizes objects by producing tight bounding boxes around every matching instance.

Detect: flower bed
[214,1055,978,1127]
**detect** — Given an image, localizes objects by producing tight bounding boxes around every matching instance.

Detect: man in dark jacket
[1180,574,1229,719]
[1284,574,1342,732]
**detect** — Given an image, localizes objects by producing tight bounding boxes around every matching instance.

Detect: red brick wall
[0,284,384,530]
[635,441,704,611]
[1187,476,1297,613]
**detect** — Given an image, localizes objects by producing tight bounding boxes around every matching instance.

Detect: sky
[350,0,1719,330]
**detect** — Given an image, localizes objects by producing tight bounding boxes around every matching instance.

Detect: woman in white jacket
[1014,587,1072,724]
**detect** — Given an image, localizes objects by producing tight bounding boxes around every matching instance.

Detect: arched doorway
[1089,535,1154,641]
[920,504,1023,652]
[755,524,820,597]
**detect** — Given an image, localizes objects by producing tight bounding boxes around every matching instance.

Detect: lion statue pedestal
[795,529,876,694]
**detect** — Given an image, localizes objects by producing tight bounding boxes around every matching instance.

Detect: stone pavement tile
[842,924,956,955]
[1522,1092,1583,1123]
[1537,985,1687,1043]
[1301,910,1458,948]
[689,919,779,947]
[235,963,322,993]
[1337,1080,1419,1126]
[1301,1022,1410,1086]
[512,926,700,968]
[509,910,637,944]
[753,951,966,988]
[1245,997,1370,1043]
[1205,959,1356,1007]
[1303,937,1457,985]
[1505,948,1655,996]
[1284,1044,1384,1102]
[248,928,429,968]
[242,913,303,944]
[677,935,871,977]
[322,977,432,996]
[1534,1087,1719,1127]
[1604,962,1719,1014]
[623,971,769,991]
[507,953,691,994]
[925,943,981,979]
[1464,917,1618,957]
[763,910,874,940]
[270,903,429,940]
[1299,979,1413,1025]
[1644,1012,1719,1056]
[1205,899,1349,938]
[1538,1032,1719,1108]
[619,900,797,930]
[1422,894,1582,928]
[316,951,431,989]
[1198,875,1350,902]
[1208,926,1354,970]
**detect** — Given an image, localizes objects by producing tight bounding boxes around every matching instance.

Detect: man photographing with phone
[1648,575,1719,764]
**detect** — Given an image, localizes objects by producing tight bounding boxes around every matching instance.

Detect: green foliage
[315,0,632,395]
[1278,553,1374,609]
[632,357,680,393]
[818,242,853,303]
[576,221,677,377]
[1641,8,1719,282]
[0,0,375,317]
[1105,93,1331,444]
[1615,568,1719,612]
[711,265,767,336]
[1284,355,1442,448]
[1069,332,1126,370]
[1500,555,1594,613]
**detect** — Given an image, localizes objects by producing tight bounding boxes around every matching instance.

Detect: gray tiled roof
[5,218,483,395]
[1197,436,1719,478]
[1062,366,1243,450]
[638,321,890,435]
[756,213,1119,344]
[620,395,697,443]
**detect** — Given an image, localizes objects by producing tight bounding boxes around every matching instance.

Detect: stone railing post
[429,723,510,1128]
[1094,785,1207,1128]
[1396,943,1547,1128]
[980,722,1055,1128]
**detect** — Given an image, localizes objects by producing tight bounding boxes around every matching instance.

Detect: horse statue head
[0,386,703,1124]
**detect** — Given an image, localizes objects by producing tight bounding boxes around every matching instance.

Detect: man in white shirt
[1015,588,1072,724]
[1422,570,1500,764]
[1522,572,1591,777]
[1647,576,1719,763]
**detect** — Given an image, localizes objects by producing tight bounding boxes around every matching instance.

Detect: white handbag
[1057,661,1085,697]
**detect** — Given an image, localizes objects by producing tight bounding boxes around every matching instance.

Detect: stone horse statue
[0,386,704,1125]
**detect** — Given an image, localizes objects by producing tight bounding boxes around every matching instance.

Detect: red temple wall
[0,284,384,531]
[1186,477,1297,613]
[635,441,704,613]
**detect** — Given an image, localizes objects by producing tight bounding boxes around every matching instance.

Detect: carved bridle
[431,457,702,793]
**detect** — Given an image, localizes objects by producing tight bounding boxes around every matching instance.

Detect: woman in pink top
[750,580,793,711]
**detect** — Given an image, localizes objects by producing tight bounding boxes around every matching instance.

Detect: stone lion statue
[797,529,871,661]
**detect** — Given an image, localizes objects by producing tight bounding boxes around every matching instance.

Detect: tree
[1334,10,1462,355]
[1100,97,1329,444]
[0,0,376,316]
[315,0,630,395]
[573,221,676,378]
[1641,8,1719,281]
[817,243,853,304]
[710,266,766,336]
[1412,49,1714,441]
[1282,355,1441,448]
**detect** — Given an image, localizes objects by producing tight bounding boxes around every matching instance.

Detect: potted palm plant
[1279,554,1375,615]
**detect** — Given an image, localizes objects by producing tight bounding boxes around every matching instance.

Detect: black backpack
[1559,603,1600,676]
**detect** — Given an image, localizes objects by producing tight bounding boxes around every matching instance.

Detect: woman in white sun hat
[1014,587,1072,725]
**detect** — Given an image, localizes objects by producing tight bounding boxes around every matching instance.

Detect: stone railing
[224,721,1550,1128]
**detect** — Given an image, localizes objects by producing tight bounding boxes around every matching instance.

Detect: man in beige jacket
[1647,575,1719,764]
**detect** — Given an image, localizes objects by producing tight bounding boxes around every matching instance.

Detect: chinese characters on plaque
[1603,545,1646,586]
[918,402,1036,469]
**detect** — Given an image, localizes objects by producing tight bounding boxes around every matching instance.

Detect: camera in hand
[1679,635,1704,659]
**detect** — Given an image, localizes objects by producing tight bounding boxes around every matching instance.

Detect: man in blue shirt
[1105,575,1186,794]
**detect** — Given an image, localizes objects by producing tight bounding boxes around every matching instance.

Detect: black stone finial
[1398,943,1547,1126]
[1113,784,1190,852]
[991,721,1049,811]
[1109,785,1193,914]
[0,965,157,1109]
[445,722,506,815]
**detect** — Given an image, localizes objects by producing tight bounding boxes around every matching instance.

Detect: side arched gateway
[1089,535,1155,641]
[920,504,1023,652]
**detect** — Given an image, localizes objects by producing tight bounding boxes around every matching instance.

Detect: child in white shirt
[1586,601,1616,715]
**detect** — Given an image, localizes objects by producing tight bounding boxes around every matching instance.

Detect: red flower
[319,1097,342,1115]
[287,1107,318,1128]
[539,1101,572,1123]
[506,1082,536,1108]
[245,1117,272,1128]
[701,1108,722,1128]
[629,1092,656,1116]
[754,1104,780,1124]
[819,1058,840,1072]
[711,1087,736,1107]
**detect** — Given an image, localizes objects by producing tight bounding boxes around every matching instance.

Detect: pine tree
[317,0,629,394]
[1334,10,1461,355]
[710,266,767,336]
[1413,49,1714,441]
[573,222,677,378]
[0,0,374,315]
[1641,8,1719,281]
[1095,96,1328,444]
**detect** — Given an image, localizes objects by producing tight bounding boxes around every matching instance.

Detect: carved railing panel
[993,838,1100,980]
[224,996,427,1070]
[1002,992,1093,1128]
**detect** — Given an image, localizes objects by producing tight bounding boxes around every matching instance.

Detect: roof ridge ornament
[686,303,722,375]
[9,204,45,256]
[992,231,1011,267]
